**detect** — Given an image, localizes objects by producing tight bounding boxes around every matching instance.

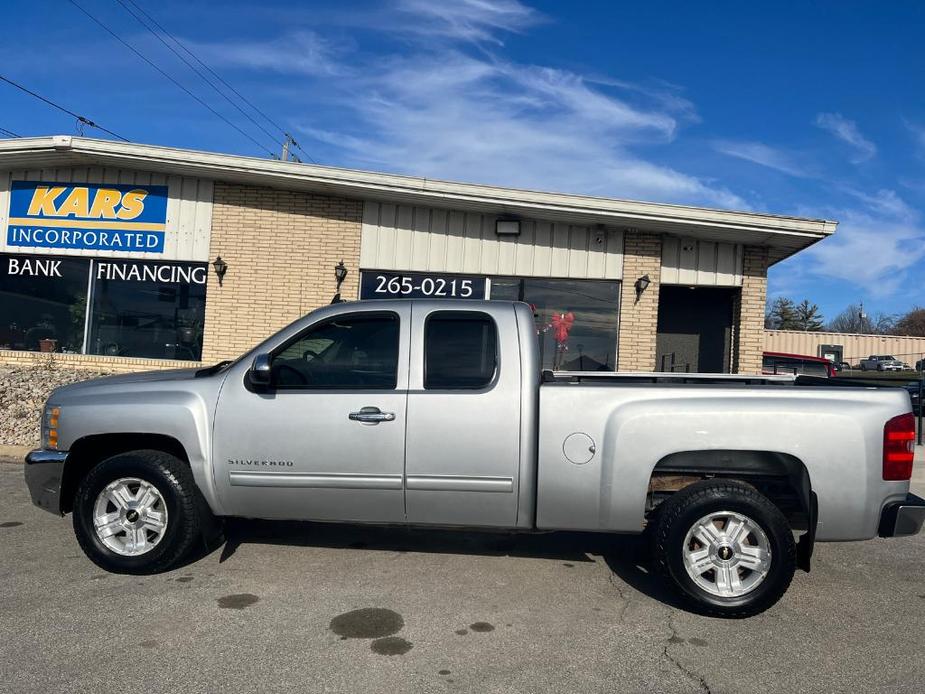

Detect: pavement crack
[662,611,712,694]
[607,571,631,623]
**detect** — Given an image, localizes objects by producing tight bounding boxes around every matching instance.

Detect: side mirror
[249,353,272,385]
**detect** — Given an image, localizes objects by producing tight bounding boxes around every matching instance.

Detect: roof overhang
[0,136,837,265]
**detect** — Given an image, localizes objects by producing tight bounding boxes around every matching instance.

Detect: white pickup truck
[24,300,925,617]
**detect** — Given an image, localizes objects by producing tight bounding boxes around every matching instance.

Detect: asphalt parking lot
[1,457,924,694]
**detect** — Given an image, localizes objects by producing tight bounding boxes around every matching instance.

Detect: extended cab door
[212,306,410,522]
[404,303,522,527]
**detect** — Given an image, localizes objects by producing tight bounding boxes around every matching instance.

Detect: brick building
[0,136,836,374]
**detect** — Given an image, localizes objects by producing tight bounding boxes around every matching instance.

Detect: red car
[762,351,835,378]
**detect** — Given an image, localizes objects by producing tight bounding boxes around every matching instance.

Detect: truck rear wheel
[72,450,206,574]
[652,479,796,618]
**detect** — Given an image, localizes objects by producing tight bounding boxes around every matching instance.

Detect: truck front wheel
[72,450,205,574]
[652,479,796,618]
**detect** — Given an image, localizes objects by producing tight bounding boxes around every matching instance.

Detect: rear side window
[424,312,497,389]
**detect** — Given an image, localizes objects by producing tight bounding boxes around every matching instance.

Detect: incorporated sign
[6,181,169,253]
[360,271,487,300]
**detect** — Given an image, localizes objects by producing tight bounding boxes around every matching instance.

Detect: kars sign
[6,181,169,253]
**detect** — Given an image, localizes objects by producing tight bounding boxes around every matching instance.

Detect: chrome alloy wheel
[92,477,168,556]
[682,510,772,598]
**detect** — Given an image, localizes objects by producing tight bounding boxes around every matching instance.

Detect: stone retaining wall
[0,363,112,447]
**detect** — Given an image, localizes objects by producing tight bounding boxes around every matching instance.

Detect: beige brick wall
[733,246,769,374]
[201,183,363,362]
[617,231,662,371]
[0,350,198,373]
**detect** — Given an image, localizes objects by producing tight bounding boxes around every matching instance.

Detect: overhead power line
[119,0,318,163]
[67,0,277,157]
[0,126,21,138]
[113,0,282,152]
[0,73,129,141]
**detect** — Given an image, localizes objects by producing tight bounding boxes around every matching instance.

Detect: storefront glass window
[87,260,208,360]
[0,253,90,353]
[490,277,620,371]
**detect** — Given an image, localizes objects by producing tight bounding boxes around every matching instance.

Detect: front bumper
[879,494,925,537]
[24,449,68,515]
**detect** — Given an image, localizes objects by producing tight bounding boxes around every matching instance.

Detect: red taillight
[883,413,915,481]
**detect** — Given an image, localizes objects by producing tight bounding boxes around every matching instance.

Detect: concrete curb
[0,445,31,461]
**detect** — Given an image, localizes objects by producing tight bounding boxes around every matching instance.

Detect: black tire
[652,479,796,618]
[72,449,207,574]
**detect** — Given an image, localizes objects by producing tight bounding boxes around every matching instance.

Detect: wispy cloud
[712,140,810,177]
[814,112,876,162]
[803,189,925,297]
[296,50,743,208]
[903,118,925,155]
[188,30,342,77]
[395,0,543,44]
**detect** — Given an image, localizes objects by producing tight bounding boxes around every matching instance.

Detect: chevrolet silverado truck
[24,300,925,617]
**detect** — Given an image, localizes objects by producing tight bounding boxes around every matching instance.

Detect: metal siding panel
[394,205,414,270]
[480,214,501,274]
[497,229,517,275]
[354,202,625,280]
[661,236,680,284]
[567,226,589,279]
[696,241,717,285]
[376,203,398,270]
[677,237,698,284]
[174,177,201,262]
[410,206,431,271]
[733,243,744,284]
[445,210,466,273]
[428,207,448,270]
[716,242,737,284]
[360,201,381,268]
[462,212,483,274]
[192,179,213,262]
[550,223,570,277]
[514,219,535,276]
[585,226,605,279]
[604,228,623,280]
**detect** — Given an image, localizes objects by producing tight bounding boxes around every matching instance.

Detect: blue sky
[2,0,923,321]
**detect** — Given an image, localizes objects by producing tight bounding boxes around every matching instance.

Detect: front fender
[52,381,225,515]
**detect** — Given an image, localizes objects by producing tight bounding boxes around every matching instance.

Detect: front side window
[425,312,497,389]
[272,313,399,389]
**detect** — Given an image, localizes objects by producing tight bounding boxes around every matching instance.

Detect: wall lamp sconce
[331,260,348,304]
[211,255,228,286]
[634,274,651,303]
[495,218,521,237]
[335,260,348,288]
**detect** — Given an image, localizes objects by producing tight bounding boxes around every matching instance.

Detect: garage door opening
[656,286,736,373]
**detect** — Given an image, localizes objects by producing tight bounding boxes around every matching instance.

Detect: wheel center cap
[717,545,733,561]
[125,510,140,523]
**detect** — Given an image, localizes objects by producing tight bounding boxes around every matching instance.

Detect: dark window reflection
[0,253,90,353]
[490,277,620,371]
[87,261,207,360]
[425,312,497,389]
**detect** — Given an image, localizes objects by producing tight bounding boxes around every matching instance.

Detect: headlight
[42,404,61,450]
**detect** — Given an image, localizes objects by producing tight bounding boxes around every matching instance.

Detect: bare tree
[827,304,896,334]
[894,307,925,337]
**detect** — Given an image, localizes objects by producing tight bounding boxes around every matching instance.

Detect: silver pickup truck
[24,300,925,617]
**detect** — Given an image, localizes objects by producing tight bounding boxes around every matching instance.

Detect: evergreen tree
[794,300,824,331]
[767,297,798,330]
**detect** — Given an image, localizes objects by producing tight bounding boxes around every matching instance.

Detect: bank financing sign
[7,181,168,253]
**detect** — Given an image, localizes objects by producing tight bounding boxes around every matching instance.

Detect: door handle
[348,406,396,424]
